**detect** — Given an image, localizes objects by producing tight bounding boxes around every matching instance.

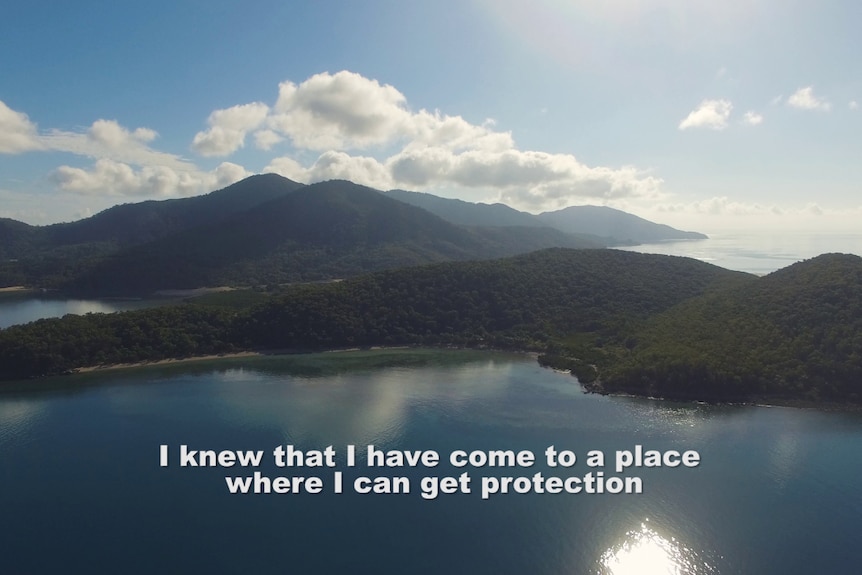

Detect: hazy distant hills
[1,174,705,294]
[386,189,705,244]
[536,205,706,243]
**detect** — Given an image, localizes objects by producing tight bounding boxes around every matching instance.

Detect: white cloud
[261,71,514,154]
[742,111,763,126]
[0,101,252,201]
[51,159,250,197]
[4,71,666,211]
[678,99,733,130]
[191,102,269,156]
[267,145,663,212]
[850,101,858,110]
[0,100,44,153]
[787,86,830,111]
[255,70,664,210]
[40,119,195,171]
[253,129,283,150]
[268,70,411,150]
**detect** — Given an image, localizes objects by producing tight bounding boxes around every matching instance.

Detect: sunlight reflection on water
[598,522,716,575]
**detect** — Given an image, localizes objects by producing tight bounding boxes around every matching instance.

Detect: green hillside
[598,253,862,403]
[0,249,749,381]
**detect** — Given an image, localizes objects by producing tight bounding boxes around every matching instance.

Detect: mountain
[2,175,703,294]
[386,189,705,244]
[0,174,305,262]
[0,218,40,260]
[386,189,544,227]
[537,205,707,243]
[66,180,602,295]
[0,174,307,288]
[44,173,306,248]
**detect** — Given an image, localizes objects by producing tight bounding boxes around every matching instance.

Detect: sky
[1,0,860,233]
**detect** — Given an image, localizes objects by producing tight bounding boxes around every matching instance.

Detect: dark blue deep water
[1,350,860,574]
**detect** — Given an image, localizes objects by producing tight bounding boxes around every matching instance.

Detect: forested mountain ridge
[0,174,306,288]
[1,174,305,259]
[2,175,705,294]
[0,248,751,380]
[386,189,545,227]
[0,218,40,260]
[537,205,707,243]
[2,249,858,405]
[598,253,862,402]
[386,189,701,244]
[62,181,601,295]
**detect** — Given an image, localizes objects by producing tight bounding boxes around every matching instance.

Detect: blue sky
[1,0,860,232]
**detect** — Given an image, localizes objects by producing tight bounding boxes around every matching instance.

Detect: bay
[0,293,173,329]
[1,350,860,574]
[616,232,862,275]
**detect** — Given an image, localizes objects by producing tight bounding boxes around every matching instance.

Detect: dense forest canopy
[4,248,860,406]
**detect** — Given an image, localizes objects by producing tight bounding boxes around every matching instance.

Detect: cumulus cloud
[678,99,733,130]
[51,159,249,197]
[0,100,44,153]
[850,101,859,110]
[742,111,763,126]
[5,71,666,210]
[241,71,514,155]
[268,71,411,150]
[253,129,283,150]
[267,145,663,212]
[787,86,830,111]
[255,70,664,211]
[191,102,269,156]
[0,101,251,201]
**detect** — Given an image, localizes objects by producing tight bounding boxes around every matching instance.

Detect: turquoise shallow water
[1,350,860,574]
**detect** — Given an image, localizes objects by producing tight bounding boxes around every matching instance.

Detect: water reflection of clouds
[208,360,513,449]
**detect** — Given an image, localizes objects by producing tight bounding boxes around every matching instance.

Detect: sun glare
[599,522,715,575]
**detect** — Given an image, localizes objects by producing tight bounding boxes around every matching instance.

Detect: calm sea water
[1,350,860,574]
[617,232,862,275]
[0,294,171,329]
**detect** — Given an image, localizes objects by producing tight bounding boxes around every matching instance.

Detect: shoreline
[67,345,513,375]
[5,345,858,412]
[70,351,263,374]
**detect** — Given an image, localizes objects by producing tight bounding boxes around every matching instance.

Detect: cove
[1,349,861,574]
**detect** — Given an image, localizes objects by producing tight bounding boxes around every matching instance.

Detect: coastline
[69,351,264,374]
[58,347,860,412]
[2,339,856,412]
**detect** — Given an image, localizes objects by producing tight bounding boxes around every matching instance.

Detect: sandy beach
[71,351,262,374]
